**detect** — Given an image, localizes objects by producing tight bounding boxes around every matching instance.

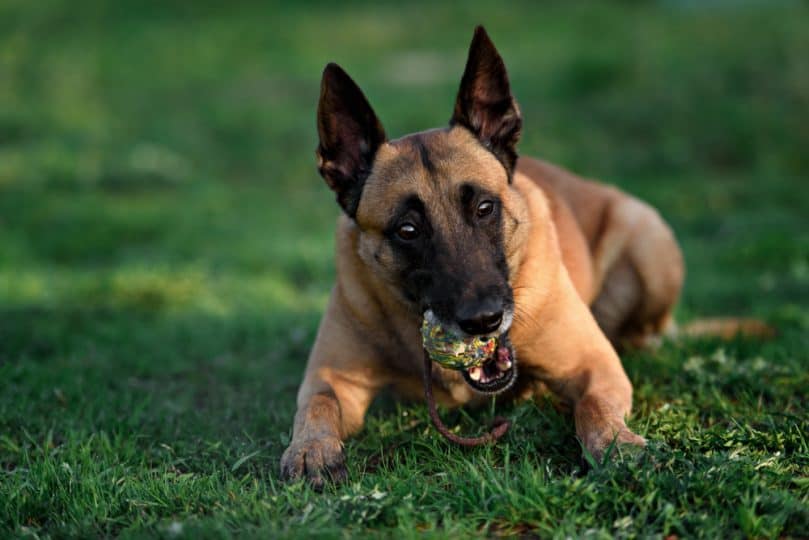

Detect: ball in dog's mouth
[421,311,517,395]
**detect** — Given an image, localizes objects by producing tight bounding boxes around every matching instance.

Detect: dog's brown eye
[476,200,494,218]
[397,223,419,240]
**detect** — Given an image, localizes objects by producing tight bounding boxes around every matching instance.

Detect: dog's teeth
[496,357,512,371]
[468,366,482,381]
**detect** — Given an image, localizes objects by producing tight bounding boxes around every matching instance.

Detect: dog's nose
[458,309,503,335]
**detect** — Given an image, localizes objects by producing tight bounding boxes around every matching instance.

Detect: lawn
[1,1,807,538]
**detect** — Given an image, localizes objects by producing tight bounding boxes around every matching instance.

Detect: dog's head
[316,27,526,394]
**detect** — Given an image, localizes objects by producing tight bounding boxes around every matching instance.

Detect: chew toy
[421,311,497,369]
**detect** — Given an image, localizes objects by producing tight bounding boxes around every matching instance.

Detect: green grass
[1,1,807,537]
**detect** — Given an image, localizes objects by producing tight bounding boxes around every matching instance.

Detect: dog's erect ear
[316,63,386,217]
[451,26,522,177]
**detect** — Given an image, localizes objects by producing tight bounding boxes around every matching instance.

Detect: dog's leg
[280,298,387,489]
[517,279,645,462]
[539,337,645,461]
[280,371,379,489]
[569,359,646,462]
[528,349,646,463]
[281,388,345,488]
[591,258,642,344]
[592,196,684,348]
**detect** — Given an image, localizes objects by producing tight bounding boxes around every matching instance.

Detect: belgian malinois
[280,26,685,488]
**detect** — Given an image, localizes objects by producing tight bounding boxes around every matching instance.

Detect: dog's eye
[476,200,494,218]
[397,223,419,241]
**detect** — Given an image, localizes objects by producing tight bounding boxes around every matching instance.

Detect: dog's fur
[280,27,684,488]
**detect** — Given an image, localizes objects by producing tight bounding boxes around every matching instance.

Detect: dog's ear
[316,63,386,217]
[451,26,522,177]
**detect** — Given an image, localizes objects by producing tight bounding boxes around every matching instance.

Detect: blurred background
[0,0,807,522]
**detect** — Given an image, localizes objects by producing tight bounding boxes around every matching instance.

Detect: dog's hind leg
[590,258,643,346]
[590,196,684,349]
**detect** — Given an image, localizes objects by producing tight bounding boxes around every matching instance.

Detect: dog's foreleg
[280,365,381,489]
[570,358,646,462]
[280,298,386,489]
[518,281,646,463]
[544,349,645,462]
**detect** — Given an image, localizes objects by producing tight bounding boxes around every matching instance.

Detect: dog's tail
[621,317,775,350]
[675,318,776,339]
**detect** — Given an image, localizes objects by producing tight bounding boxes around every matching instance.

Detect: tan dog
[280,26,684,488]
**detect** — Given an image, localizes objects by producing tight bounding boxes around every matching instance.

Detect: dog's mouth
[461,336,517,395]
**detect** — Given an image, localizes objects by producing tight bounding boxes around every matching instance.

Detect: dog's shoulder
[514,157,603,302]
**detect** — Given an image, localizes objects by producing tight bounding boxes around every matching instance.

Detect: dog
[280,26,685,488]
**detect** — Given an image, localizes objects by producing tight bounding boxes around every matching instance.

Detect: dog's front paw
[582,425,646,465]
[280,436,347,490]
